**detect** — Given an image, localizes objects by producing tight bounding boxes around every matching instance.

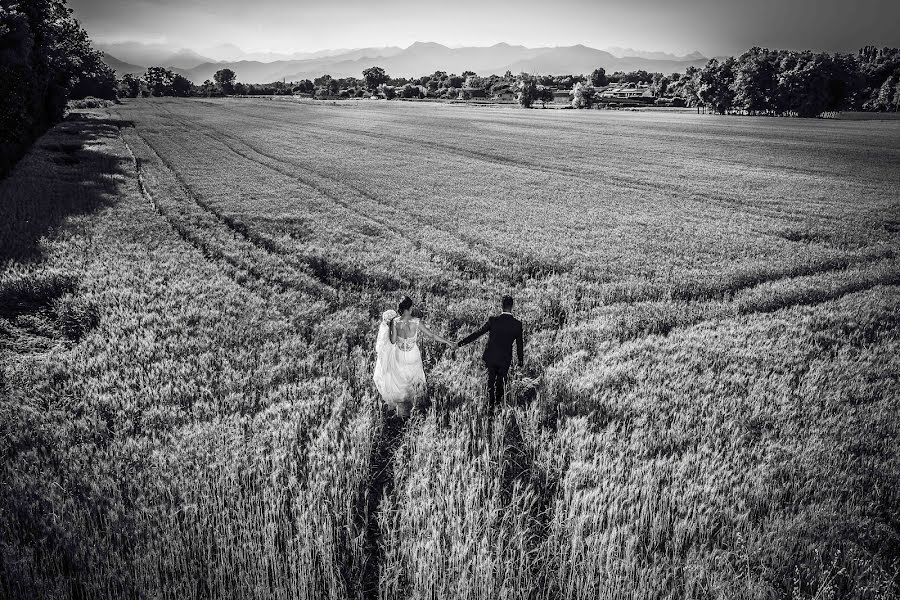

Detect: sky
[68,0,900,57]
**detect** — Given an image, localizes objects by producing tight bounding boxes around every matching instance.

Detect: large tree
[362,66,388,91]
[516,78,538,108]
[118,73,143,98]
[732,47,779,114]
[538,86,554,108]
[698,58,736,114]
[143,67,193,97]
[213,68,236,95]
[590,67,609,87]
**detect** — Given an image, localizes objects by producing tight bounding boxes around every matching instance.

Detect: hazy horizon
[69,0,900,59]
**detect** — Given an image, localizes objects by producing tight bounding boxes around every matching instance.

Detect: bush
[67,97,116,110]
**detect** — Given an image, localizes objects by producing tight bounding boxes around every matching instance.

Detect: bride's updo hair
[398,296,414,316]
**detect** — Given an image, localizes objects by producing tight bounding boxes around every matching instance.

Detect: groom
[457,295,524,409]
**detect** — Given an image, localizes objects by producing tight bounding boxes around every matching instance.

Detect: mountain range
[98,41,710,84]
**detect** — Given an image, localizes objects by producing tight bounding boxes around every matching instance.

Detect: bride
[373,296,456,417]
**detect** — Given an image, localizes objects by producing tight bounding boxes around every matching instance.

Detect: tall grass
[1,101,898,599]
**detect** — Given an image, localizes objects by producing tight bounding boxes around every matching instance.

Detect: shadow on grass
[0,111,131,351]
[0,112,132,264]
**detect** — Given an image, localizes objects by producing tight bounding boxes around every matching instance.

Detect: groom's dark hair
[501,295,514,310]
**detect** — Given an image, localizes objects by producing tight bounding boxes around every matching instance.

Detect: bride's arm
[389,318,397,344]
[419,321,455,347]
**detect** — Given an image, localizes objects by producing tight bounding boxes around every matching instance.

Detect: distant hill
[604,47,707,62]
[162,49,216,70]
[277,42,709,84]
[102,41,712,84]
[102,54,144,76]
[496,45,708,78]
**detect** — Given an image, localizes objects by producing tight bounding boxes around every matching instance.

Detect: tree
[143,67,174,96]
[292,79,314,94]
[170,73,193,97]
[363,66,388,91]
[213,68,236,95]
[649,73,670,98]
[823,53,863,112]
[119,74,143,98]
[538,86,554,108]
[445,74,464,88]
[590,67,609,87]
[379,84,396,100]
[874,75,897,111]
[571,82,595,108]
[199,79,218,97]
[464,75,486,89]
[516,78,538,108]
[857,46,900,109]
[314,74,339,96]
[698,58,736,114]
[732,47,778,114]
[143,67,193,97]
[776,52,836,117]
[400,84,420,99]
[68,51,117,100]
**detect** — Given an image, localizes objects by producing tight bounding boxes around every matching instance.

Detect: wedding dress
[373,311,426,415]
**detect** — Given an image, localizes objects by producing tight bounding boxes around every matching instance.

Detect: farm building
[600,85,653,99]
[492,88,515,101]
[552,89,571,103]
[462,87,487,99]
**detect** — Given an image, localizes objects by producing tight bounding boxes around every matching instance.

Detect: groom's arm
[458,320,490,347]
[515,325,524,365]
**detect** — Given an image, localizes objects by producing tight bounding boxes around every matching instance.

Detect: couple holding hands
[373,295,524,417]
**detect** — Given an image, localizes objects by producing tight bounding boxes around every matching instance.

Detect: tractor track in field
[128,122,339,302]
[130,107,409,300]
[121,128,276,304]
[151,103,549,285]
[120,124,341,314]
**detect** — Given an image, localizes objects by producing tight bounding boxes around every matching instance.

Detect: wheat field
[1,97,899,599]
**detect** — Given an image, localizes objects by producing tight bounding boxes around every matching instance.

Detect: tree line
[127,46,899,118]
[0,0,117,175]
[670,46,900,116]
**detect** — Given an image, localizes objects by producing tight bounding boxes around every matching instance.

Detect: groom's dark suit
[459,312,524,408]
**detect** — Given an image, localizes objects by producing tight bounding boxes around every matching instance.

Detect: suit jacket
[459,313,524,368]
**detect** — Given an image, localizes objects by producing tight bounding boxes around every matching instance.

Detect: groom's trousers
[486,362,510,409]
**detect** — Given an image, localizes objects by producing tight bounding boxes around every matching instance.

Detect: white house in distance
[600,85,653,99]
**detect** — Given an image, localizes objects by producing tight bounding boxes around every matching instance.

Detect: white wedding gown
[373,312,426,416]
